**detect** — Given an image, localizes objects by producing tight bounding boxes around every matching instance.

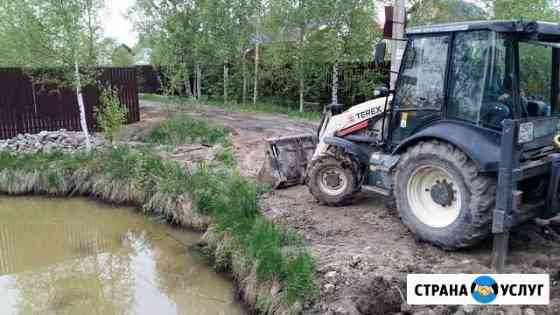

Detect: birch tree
[322,0,377,105]
[268,0,330,112]
[0,0,107,151]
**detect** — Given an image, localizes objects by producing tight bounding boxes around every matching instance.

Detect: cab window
[394,35,449,110]
[519,41,554,117]
[448,31,511,129]
[392,35,449,143]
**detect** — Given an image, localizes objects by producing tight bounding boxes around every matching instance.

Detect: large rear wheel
[307,156,359,206]
[394,141,496,249]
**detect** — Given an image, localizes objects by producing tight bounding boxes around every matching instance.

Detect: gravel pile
[0,130,104,153]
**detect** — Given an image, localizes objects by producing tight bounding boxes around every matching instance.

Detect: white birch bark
[331,62,339,105]
[74,61,92,151]
[196,64,202,99]
[242,57,248,105]
[224,63,229,104]
[253,2,261,105]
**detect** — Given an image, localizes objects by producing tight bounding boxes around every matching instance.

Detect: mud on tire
[306,156,359,206]
[394,141,496,250]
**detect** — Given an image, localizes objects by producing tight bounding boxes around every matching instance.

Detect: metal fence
[0,67,140,140]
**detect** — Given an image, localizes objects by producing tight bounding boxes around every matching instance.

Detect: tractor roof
[407,20,560,40]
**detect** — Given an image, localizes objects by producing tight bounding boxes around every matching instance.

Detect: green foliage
[131,0,381,109]
[148,115,230,146]
[96,86,129,143]
[408,0,487,26]
[216,147,236,168]
[491,0,559,21]
[111,46,135,67]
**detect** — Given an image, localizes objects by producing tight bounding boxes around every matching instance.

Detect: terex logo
[407,274,550,305]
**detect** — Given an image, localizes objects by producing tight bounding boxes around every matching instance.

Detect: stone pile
[0,130,104,154]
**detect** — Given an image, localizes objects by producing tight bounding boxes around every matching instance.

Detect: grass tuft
[148,115,230,146]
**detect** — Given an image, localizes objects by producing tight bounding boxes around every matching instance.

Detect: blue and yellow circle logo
[471,276,499,304]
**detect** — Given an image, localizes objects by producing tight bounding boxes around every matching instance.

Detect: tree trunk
[184,66,193,98]
[331,62,339,105]
[298,20,305,113]
[242,58,248,105]
[74,61,92,151]
[196,64,202,99]
[299,77,304,113]
[224,63,229,104]
[253,3,261,105]
[253,42,259,105]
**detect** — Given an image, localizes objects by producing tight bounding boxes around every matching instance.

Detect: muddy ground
[134,100,560,315]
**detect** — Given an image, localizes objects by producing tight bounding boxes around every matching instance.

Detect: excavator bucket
[257,134,318,189]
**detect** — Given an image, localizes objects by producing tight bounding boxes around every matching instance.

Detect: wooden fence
[0,67,139,140]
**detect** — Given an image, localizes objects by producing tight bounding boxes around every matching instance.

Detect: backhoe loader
[260,20,560,269]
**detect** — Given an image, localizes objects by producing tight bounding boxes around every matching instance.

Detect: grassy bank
[0,145,316,312]
[139,93,322,121]
[147,114,236,167]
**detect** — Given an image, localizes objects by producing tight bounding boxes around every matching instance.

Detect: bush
[96,86,129,143]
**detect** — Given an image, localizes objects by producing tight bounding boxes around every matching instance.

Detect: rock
[325,271,338,279]
[460,305,475,314]
[522,308,536,315]
[324,283,335,292]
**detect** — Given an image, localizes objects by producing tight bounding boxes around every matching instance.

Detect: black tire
[306,156,359,206]
[394,141,496,250]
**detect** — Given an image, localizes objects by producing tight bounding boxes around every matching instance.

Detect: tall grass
[148,114,230,146]
[0,147,317,305]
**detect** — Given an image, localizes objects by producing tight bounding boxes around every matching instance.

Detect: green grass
[0,147,317,304]
[139,93,322,121]
[206,99,322,121]
[148,114,230,146]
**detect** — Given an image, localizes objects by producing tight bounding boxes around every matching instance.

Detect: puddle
[0,196,245,315]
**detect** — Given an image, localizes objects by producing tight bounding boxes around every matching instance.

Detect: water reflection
[0,197,245,315]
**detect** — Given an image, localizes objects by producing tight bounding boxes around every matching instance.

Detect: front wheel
[307,156,359,206]
[394,141,496,250]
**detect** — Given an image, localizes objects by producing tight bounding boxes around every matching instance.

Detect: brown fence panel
[0,67,139,139]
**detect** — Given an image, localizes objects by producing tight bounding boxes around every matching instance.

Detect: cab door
[389,34,450,145]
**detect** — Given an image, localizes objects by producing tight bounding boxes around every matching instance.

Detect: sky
[104,0,137,47]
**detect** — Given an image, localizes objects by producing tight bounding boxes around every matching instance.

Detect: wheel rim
[318,166,348,197]
[406,165,462,228]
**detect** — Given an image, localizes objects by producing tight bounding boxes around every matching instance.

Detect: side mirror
[374,42,386,66]
[374,86,389,98]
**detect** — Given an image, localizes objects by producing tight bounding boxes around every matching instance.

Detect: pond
[0,197,246,315]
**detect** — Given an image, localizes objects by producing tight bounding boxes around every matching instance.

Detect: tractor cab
[389,21,560,153]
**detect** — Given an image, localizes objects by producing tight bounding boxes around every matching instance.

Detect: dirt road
[139,100,560,315]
